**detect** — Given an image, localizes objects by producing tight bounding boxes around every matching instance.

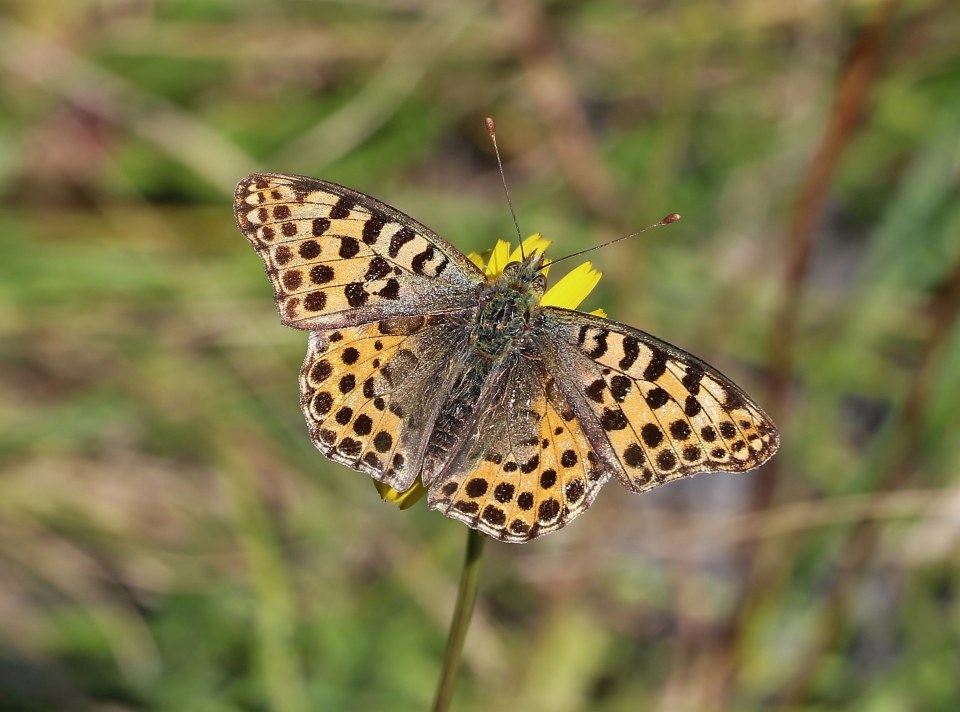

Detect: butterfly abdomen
[425,357,499,480]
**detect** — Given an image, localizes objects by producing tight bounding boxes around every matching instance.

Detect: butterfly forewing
[543,308,779,492]
[235,173,483,330]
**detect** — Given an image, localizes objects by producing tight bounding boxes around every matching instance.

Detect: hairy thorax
[469,261,546,359]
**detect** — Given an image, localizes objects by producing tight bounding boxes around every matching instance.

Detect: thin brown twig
[765,0,902,426]
[275,2,482,170]
[0,18,258,195]
[716,0,902,702]
[774,243,960,705]
[496,0,619,220]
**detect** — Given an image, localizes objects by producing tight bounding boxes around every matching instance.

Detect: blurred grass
[1,0,960,710]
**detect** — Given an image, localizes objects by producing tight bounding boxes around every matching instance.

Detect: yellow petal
[540,261,602,310]
[482,240,511,277]
[471,235,554,277]
[374,478,428,509]
[589,307,607,318]
[507,234,552,266]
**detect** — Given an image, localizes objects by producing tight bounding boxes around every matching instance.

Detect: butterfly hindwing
[543,307,779,492]
[428,360,609,542]
[300,313,469,493]
[235,173,484,330]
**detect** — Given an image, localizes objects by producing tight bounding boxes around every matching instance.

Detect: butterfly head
[499,251,548,300]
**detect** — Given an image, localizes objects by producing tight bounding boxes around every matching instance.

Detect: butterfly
[234,173,779,543]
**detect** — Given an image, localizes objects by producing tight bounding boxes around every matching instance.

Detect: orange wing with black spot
[427,358,611,542]
[300,314,468,494]
[235,173,483,330]
[542,308,779,492]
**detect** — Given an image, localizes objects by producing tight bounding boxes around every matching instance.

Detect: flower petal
[507,234,552,267]
[375,478,428,509]
[540,261,603,310]
[484,240,513,277]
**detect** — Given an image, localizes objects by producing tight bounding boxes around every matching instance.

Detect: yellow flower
[376,234,604,508]
[375,478,428,509]
[467,234,606,316]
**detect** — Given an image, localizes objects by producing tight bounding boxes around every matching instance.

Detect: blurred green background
[2,1,959,710]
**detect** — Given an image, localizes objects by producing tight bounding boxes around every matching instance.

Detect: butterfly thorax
[470,258,547,359]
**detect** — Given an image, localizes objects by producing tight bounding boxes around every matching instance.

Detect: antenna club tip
[662,213,682,224]
[485,117,496,135]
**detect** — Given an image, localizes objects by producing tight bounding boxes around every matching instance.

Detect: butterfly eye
[533,274,547,292]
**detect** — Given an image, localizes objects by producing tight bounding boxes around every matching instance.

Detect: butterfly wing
[237,173,779,541]
[235,173,484,330]
[300,313,472,493]
[540,307,779,492]
[427,356,610,542]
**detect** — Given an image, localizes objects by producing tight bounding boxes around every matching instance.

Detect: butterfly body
[422,348,500,475]
[235,173,780,543]
[471,255,546,359]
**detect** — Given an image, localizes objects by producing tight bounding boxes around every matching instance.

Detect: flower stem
[431,528,486,712]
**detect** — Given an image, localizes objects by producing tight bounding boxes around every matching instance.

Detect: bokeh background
[2,1,959,710]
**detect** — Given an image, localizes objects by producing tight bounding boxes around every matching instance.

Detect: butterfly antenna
[486,117,525,259]
[544,213,682,270]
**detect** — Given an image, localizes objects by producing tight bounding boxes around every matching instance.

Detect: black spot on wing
[466,478,488,497]
[364,256,391,280]
[641,423,663,448]
[482,505,506,526]
[585,379,606,403]
[329,196,355,219]
[565,479,585,503]
[623,443,645,467]
[339,236,360,258]
[378,278,401,299]
[362,211,387,244]
[411,245,435,275]
[494,483,515,503]
[345,282,369,307]
[577,325,589,346]
[600,408,628,431]
[299,240,321,259]
[643,346,668,381]
[646,387,670,409]
[609,375,631,402]
[620,336,640,369]
[587,331,609,359]
[656,450,677,471]
[388,227,415,258]
[682,365,704,395]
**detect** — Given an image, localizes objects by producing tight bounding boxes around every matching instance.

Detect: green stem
[431,527,486,712]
